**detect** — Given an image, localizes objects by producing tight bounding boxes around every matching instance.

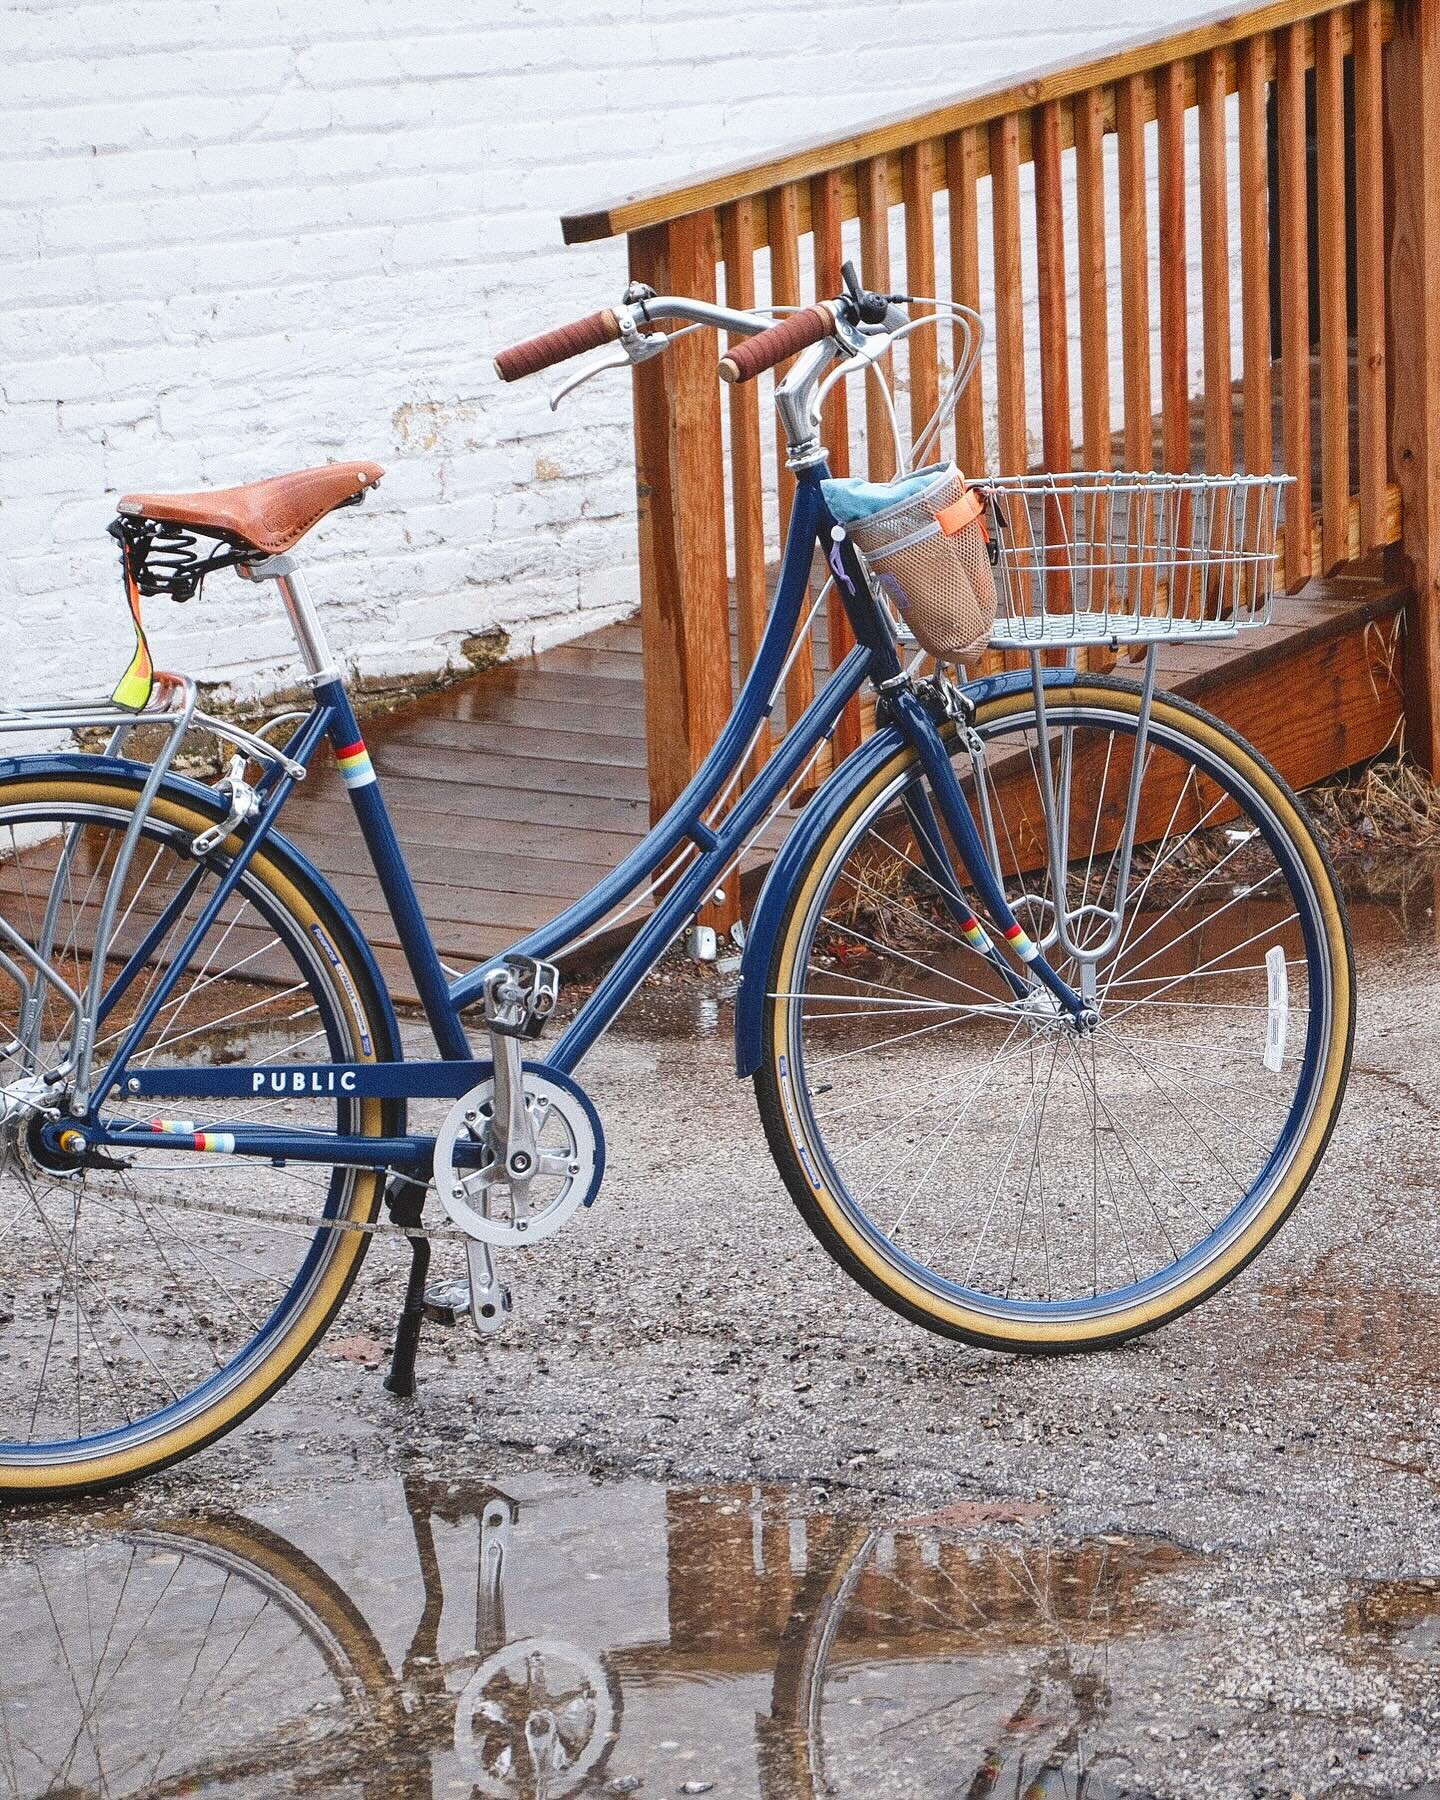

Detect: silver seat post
[241,554,339,685]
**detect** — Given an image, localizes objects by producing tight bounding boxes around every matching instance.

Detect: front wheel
[755,679,1354,1351]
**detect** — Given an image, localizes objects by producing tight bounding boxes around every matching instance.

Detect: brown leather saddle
[116,462,384,556]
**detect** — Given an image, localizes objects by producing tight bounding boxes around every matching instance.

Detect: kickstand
[383,1173,430,1400]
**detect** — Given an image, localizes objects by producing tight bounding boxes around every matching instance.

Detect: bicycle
[0,262,1353,1494]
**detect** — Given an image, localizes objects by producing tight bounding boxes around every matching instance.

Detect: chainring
[434,1066,603,1247]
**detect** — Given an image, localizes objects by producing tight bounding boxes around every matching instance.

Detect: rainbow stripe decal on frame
[958,914,994,955]
[1003,921,1040,963]
[335,738,377,790]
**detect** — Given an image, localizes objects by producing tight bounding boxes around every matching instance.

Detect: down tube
[547,643,873,1073]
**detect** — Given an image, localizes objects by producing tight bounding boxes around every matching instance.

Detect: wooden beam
[1198,48,1234,474]
[858,157,896,482]
[720,197,770,786]
[902,141,941,463]
[1237,33,1274,477]
[811,167,861,762]
[990,113,1028,474]
[767,183,818,796]
[1388,0,1440,770]
[1156,61,1190,472]
[1116,75,1153,473]
[1276,23,1313,589]
[1314,8,1350,572]
[946,127,985,476]
[562,1,1392,244]
[1033,100,1072,478]
[1354,0,1388,550]
[627,216,733,848]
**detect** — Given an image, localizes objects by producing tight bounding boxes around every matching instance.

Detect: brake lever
[549,318,705,411]
[549,345,636,409]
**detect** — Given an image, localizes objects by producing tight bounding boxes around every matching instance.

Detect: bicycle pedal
[482,954,559,1039]
[422,1278,472,1327]
[422,1244,513,1336]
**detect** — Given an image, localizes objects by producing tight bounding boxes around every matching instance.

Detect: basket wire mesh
[981,470,1292,649]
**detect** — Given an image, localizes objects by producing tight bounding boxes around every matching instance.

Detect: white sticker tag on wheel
[1264,944,1288,1072]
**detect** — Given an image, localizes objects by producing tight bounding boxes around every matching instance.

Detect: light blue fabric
[820,467,948,524]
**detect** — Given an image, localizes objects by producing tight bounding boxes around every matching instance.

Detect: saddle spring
[107,513,251,604]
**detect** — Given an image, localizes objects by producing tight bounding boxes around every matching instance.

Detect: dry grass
[1304,752,1440,856]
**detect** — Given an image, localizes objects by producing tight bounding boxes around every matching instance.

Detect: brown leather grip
[494,309,622,382]
[718,304,836,385]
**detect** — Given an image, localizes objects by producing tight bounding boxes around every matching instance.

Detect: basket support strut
[1028,645,1158,967]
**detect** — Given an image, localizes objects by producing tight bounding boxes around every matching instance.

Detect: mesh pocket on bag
[844,466,997,659]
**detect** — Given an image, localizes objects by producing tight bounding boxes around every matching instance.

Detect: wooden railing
[562,0,1440,924]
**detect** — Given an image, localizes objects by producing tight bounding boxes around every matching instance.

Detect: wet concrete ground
[3,864,1440,1797]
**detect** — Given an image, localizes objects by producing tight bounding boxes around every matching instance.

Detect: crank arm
[465,1239,511,1333]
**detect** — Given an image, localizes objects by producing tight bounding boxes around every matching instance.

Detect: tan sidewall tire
[0,772,387,1496]
[758,682,1354,1351]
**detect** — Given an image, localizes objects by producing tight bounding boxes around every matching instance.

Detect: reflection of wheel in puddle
[454,1636,618,1798]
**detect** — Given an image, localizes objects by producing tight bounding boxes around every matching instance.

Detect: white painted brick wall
[1,0,1224,717]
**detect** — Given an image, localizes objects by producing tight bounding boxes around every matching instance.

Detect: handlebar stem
[776,339,841,467]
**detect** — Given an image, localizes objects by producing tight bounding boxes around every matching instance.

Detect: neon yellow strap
[111,548,154,712]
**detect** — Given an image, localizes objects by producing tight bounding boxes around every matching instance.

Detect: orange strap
[932,489,986,537]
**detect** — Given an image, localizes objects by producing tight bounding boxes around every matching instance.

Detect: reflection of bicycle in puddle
[0,1479,618,1800]
[754,1508,1179,1799]
[0,1483,1202,1799]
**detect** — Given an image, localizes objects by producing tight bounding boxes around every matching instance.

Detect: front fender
[0,751,404,1073]
[732,663,1081,1079]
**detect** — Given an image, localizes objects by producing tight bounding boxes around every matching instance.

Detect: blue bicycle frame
[62,460,1085,1170]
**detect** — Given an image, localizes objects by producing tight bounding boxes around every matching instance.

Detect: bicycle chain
[117,1182,474,1245]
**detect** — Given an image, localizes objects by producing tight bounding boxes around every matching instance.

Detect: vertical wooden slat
[1198,48,1234,474]
[1117,74,1156,648]
[811,167,861,762]
[1238,34,1273,479]
[1116,75,1153,473]
[1033,99,1073,633]
[858,156,896,482]
[901,140,941,464]
[720,197,769,783]
[1276,23,1313,588]
[945,127,985,476]
[1074,86,1113,671]
[1033,101,1072,477]
[1354,0,1387,551]
[1157,60,1189,472]
[627,215,733,843]
[1389,0,1440,770]
[1073,89,1111,473]
[766,182,816,774]
[990,113,1027,474]
[1315,8,1349,572]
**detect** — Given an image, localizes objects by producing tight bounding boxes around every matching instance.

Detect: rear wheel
[0,768,392,1494]
[756,680,1354,1350]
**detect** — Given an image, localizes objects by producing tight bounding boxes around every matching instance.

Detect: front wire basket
[981,470,1293,649]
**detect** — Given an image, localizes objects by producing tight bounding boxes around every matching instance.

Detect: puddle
[1,1476,1434,1798]
[1260,1277,1440,1392]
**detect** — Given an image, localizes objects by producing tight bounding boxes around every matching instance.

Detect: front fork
[884,651,1157,1022]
